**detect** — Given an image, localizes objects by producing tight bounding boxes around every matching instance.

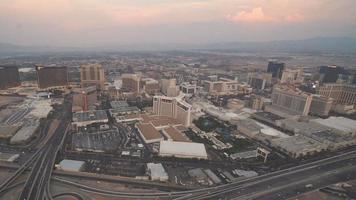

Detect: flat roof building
[72,110,108,128]
[159,140,208,159]
[136,123,164,144]
[58,159,85,172]
[146,163,168,182]
[162,126,190,142]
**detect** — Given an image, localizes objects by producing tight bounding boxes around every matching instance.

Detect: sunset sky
[0,0,355,46]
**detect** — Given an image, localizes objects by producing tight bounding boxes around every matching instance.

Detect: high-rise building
[319,66,356,84]
[266,86,313,117]
[152,95,192,127]
[247,95,264,110]
[280,68,303,84]
[204,78,238,95]
[80,64,105,89]
[36,66,68,89]
[319,66,344,83]
[317,83,356,105]
[141,78,160,95]
[121,74,141,93]
[161,78,179,97]
[267,61,285,79]
[0,66,20,89]
[180,82,196,95]
[247,73,272,90]
[72,86,98,112]
[309,95,333,117]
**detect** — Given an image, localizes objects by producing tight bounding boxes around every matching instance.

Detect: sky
[0,0,356,47]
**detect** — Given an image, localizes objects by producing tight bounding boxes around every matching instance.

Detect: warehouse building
[136,123,164,144]
[146,163,168,182]
[159,140,208,159]
[58,159,85,172]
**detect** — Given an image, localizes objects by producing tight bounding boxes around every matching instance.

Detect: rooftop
[73,110,108,122]
[163,126,190,142]
[159,140,208,159]
[311,117,356,133]
[59,159,85,172]
[137,123,163,141]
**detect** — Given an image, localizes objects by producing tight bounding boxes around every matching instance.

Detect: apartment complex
[80,64,105,89]
[152,95,192,127]
[36,66,68,89]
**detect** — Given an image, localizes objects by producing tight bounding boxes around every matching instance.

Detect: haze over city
[0,0,356,47]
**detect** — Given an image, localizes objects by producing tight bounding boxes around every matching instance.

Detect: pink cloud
[227,7,275,23]
[285,13,305,22]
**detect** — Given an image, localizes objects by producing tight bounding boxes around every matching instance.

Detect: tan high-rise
[152,95,192,127]
[80,64,105,89]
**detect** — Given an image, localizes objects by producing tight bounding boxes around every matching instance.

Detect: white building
[146,163,169,182]
[159,140,208,159]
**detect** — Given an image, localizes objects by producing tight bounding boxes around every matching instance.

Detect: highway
[1,136,356,199]
[17,121,70,200]
[176,150,356,200]
[34,149,356,200]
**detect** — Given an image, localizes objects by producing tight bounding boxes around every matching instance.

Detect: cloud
[285,13,305,23]
[227,7,275,23]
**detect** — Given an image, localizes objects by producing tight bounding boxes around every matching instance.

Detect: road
[13,96,72,200]
[177,150,356,200]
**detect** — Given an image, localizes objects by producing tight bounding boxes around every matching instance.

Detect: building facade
[247,72,272,90]
[80,64,105,89]
[36,66,68,89]
[317,84,356,106]
[0,66,20,89]
[153,95,192,127]
[280,68,303,84]
[267,86,313,117]
[267,61,285,79]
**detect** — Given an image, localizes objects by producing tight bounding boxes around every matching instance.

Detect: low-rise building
[146,163,168,182]
[136,123,164,144]
[72,110,108,128]
[159,140,208,159]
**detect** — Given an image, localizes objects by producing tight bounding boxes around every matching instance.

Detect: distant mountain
[202,37,356,53]
[0,37,356,55]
